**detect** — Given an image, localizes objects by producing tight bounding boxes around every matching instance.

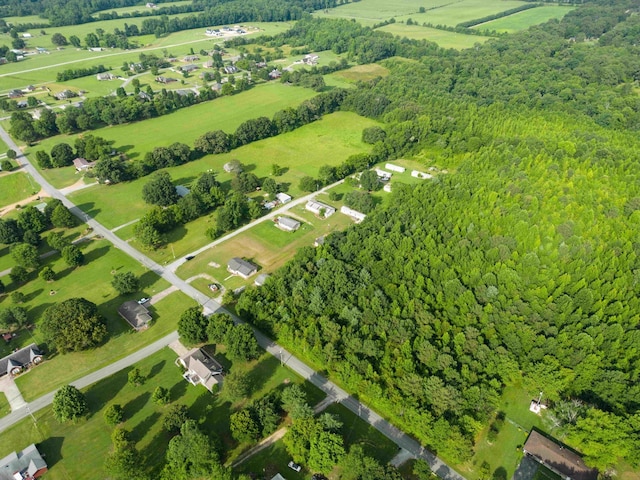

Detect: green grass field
[3,15,49,25]
[0,137,9,152]
[92,0,194,17]
[68,110,376,230]
[0,237,196,400]
[471,6,575,33]
[0,392,10,418]
[377,24,491,49]
[0,172,40,208]
[1,343,328,479]
[315,0,527,27]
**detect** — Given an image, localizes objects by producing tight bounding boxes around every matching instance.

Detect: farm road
[0,125,466,480]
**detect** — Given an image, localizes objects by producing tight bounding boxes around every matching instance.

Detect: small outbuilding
[276,192,292,204]
[276,216,300,232]
[254,273,270,286]
[118,300,152,331]
[340,206,366,223]
[175,185,190,197]
[305,199,336,218]
[227,257,258,278]
[385,163,405,173]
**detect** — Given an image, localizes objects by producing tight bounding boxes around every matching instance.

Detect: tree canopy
[41,298,107,353]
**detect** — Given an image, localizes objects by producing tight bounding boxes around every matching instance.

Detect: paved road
[166,180,344,272]
[0,331,178,434]
[0,126,465,480]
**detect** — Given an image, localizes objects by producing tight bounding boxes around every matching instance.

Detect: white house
[411,170,433,179]
[375,168,392,181]
[276,192,291,204]
[385,163,405,173]
[340,206,366,223]
[306,199,336,218]
[177,349,223,392]
[22,33,32,38]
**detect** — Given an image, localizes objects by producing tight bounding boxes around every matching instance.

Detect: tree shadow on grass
[131,411,161,444]
[75,202,100,219]
[138,270,161,290]
[123,391,151,420]
[279,182,291,193]
[164,224,187,243]
[147,359,166,380]
[84,367,130,414]
[173,175,197,187]
[28,302,54,327]
[83,245,110,264]
[23,288,43,303]
[243,163,257,173]
[169,375,188,401]
[493,467,507,480]
[245,355,280,398]
[39,436,64,468]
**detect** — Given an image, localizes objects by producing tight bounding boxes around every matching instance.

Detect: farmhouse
[0,444,48,479]
[340,205,366,223]
[96,72,116,81]
[177,348,223,392]
[227,257,258,278]
[8,89,23,98]
[522,430,598,480]
[205,28,221,36]
[276,192,292,204]
[411,170,433,179]
[155,76,177,84]
[269,69,282,79]
[22,33,32,38]
[25,85,36,92]
[117,301,152,331]
[73,157,96,171]
[180,64,198,73]
[276,216,300,232]
[305,199,336,218]
[303,54,319,65]
[16,100,28,108]
[0,344,44,377]
[375,168,392,181]
[146,2,156,7]
[183,55,200,62]
[254,273,270,286]
[385,163,405,173]
[54,89,77,100]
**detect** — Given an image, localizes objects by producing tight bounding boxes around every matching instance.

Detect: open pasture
[69,111,376,230]
[392,0,528,27]
[471,5,575,33]
[313,0,452,26]
[0,172,39,208]
[92,0,194,17]
[377,24,491,49]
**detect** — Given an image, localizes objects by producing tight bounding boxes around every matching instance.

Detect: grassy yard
[0,172,40,208]
[0,136,9,152]
[234,439,308,480]
[377,24,491,49]
[0,392,10,418]
[472,6,575,33]
[68,110,376,231]
[35,82,316,190]
[0,343,328,479]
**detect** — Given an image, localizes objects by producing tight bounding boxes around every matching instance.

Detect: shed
[276,192,292,204]
[117,301,152,331]
[340,206,366,223]
[523,430,598,480]
[276,216,300,232]
[254,273,270,286]
[411,170,433,179]
[383,184,392,193]
[175,185,190,197]
[227,257,258,278]
[385,163,405,173]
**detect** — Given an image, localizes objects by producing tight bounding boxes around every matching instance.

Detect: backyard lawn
[0,172,39,208]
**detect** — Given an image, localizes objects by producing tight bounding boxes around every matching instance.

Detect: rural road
[0,126,465,480]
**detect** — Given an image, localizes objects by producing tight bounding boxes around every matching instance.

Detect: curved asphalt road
[0,126,465,480]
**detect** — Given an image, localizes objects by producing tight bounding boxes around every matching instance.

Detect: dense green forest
[238,1,640,470]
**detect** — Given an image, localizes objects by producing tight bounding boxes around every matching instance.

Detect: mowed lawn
[33,82,315,189]
[0,392,10,418]
[472,6,575,33]
[0,346,328,479]
[0,237,198,401]
[313,0,453,26]
[377,24,491,49]
[0,172,39,208]
[69,111,377,229]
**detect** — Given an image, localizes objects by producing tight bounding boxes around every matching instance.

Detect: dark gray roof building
[523,430,598,480]
[227,257,258,279]
[0,343,43,377]
[0,444,48,479]
[117,301,152,331]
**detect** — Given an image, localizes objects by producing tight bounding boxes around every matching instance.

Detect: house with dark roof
[155,76,177,84]
[177,348,223,392]
[180,64,198,73]
[183,55,200,62]
[8,89,23,98]
[0,444,47,480]
[227,257,258,279]
[522,430,598,480]
[0,344,43,377]
[117,301,152,331]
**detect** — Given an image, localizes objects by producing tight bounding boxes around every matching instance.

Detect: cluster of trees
[36,135,112,169]
[235,2,640,468]
[41,297,106,353]
[178,309,260,362]
[56,64,108,82]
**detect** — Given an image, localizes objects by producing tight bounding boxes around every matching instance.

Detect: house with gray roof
[0,344,43,377]
[227,258,258,279]
[0,444,47,480]
[117,301,152,331]
[177,348,223,392]
[306,199,336,218]
[276,216,300,232]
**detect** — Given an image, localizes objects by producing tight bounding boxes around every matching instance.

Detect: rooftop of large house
[178,348,224,392]
[523,430,598,480]
[227,257,257,278]
[0,444,47,480]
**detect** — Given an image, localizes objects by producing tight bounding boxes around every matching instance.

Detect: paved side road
[0,332,178,434]
[0,126,465,480]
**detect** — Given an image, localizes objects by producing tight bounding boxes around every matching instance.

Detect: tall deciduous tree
[52,385,87,422]
[41,298,107,353]
[178,307,208,346]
